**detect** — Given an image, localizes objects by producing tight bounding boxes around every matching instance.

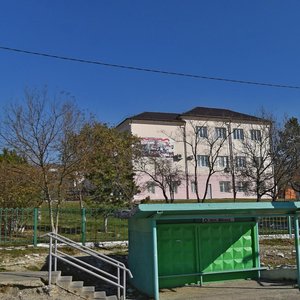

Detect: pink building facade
[117,107,272,202]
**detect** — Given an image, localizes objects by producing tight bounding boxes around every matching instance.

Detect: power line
[0,45,299,89]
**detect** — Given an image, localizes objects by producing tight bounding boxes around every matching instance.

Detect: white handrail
[44,232,132,300]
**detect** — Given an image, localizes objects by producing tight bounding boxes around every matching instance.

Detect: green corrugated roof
[132,202,300,219]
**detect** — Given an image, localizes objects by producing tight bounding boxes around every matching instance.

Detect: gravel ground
[0,280,83,300]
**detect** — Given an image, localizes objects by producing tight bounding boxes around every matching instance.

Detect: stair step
[70,281,84,288]
[82,286,95,292]
[81,286,96,299]
[51,271,62,283]
[41,271,61,284]
[57,276,73,288]
[106,296,118,300]
[69,281,84,293]
[93,291,107,299]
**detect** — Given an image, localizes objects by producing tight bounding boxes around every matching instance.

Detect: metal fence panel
[1,208,294,246]
[258,216,293,236]
[0,207,129,246]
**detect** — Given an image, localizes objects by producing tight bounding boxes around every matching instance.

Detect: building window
[233,128,244,140]
[147,182,156,194]
[235,156,246,168]
[236,181,248,192]
[197,126,208,138]
[170,181,179,194]
[217,156,229,168]
[250,129,262,141]
[220,181,231,192]
[215,127,227,139]
[191,181,196,193]
[197,155,209,167]
[253,156,263,168]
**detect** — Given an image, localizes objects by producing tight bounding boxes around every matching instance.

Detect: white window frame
[253,156,263,168]
[219,181,231,193]
[217,156,229,168]
[233,128,244,140]
[197,155,209,167]
[170,181,179,194]
[236,181,248,192]
[191,181,196,193]
[197,126,208,138]
[235,156,246,168]
[215,127,227,139]
[250,129,262,141]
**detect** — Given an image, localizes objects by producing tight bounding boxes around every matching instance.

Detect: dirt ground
[0,238,297,300]
[0,281,84,300]
[259,238,296,268]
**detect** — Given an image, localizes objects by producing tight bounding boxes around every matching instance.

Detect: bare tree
[197,123,235,201]
[276,117,300,199]
[0,88,84,232]
[236,120,274,201]
[135,155,184,203]
[167,120,236,202]
[235,113,299,201]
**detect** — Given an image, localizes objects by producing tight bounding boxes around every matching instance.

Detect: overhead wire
[0,45,299,89]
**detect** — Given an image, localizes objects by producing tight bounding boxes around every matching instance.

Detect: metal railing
[45,232,133,300]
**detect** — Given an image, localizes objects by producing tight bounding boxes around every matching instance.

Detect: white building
[117,107,272,202]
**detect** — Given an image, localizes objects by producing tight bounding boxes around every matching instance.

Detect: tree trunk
[55,205,60,234]
[202,172,212,202]
[79,189,84,209]
[162,189,169,203]
[103,216,109,233]
[194,164,200,203]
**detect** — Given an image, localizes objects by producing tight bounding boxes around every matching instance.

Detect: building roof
[117,112,183,127]
[182,107,265,122]
[117,106,267,128]
[130,112,181,122]
[131,202,300,219]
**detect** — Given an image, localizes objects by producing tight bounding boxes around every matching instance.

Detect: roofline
[181,114,271,125]
[116,108,271,128]
[116,117,131,129]
[131,202,300,219]
[116,116,185,129]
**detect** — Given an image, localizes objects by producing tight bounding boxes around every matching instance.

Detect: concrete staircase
[0,271,119,300]
[44,233,132,300]
[52,271,118,300]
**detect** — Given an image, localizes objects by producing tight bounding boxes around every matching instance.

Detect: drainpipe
[227,121,236,201]
[183,123,189,199]
[152,219,160,300]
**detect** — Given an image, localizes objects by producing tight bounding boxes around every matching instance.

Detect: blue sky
[1,1,300,125]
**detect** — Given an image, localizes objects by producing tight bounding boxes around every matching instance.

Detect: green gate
[157,221,259,288]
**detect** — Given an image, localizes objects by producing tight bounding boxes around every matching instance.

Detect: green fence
[0,208,293,246]
[0,207,128,246]
[258,216,293,236]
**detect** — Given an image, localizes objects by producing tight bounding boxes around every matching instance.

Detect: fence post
[0,208,2,243]
[288,216,292,238]
[33,208,39,247]
[81,208,86,245]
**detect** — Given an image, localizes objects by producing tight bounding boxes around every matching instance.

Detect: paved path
[0,271,48,282]
[159,280,300,300]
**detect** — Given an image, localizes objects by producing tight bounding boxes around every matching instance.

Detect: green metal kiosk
[128,202,300,300]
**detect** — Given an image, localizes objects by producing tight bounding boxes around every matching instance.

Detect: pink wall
[134,172,256,202]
